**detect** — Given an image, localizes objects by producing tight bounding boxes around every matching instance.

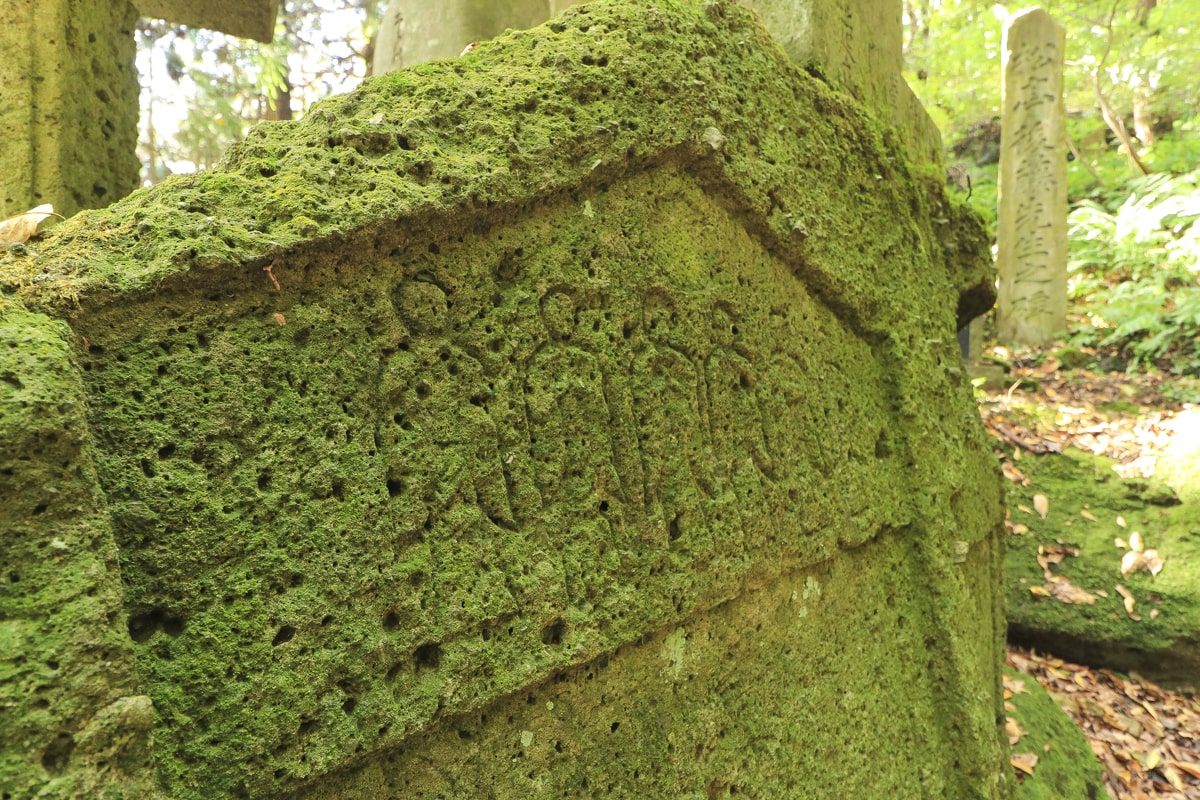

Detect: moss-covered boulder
[1006,448,1200,693]
[1,1,1005,797]
[1004,666,1106,800]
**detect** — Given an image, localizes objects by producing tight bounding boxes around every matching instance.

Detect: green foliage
[1066,169,1200,372]
[905,2,1003,141]
[906,0,1200,198]
[1145,113,1200,173]
[946,160,999,234]
[138,0,381,181]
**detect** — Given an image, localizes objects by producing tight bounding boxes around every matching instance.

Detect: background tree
[137,0,382,183]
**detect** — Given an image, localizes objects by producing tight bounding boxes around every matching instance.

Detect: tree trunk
[1132,0,1157,146]
[264,81,293,122]
[1132,80,1155,147]
[1092,4,1151,175]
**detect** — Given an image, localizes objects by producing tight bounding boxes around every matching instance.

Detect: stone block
[375,0,942,168]
[0,306,160,798]
[0,0,141,218]
[1,2,1005,796]
[374,0,561,71]
[132,0,280,43]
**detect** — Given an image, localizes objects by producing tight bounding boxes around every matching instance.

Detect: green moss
[290,542,996,799]
[1004,666,1106,800]
[0,307,158,799]
[1006,447,1200,692]
[1,2,1004,797]
[74,165,982,797]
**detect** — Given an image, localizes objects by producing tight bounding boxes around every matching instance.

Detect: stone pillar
[131,0,280,42]
[374,0,570,72]
[996,8,1068,346]
[0,0,142,218]
[741,0,941,166]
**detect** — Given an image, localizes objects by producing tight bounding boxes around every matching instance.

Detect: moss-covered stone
[293,550,999,799]
[1004,666,1106,800]
[1006,448,1200,692]
[1,1,1004,797]
[0,0,141,217]
[0,302,160,798]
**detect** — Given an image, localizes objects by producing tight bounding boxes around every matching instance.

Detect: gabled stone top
[133,0,280,41]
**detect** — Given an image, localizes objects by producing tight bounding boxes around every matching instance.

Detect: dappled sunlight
[976,344,1198,480]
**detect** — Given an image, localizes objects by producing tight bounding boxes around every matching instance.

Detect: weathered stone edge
[1,0,972,341]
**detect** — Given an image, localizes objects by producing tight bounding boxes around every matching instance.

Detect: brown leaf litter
[1009,647,1200,799]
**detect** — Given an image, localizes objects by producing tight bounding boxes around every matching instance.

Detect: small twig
[264,259,281,291]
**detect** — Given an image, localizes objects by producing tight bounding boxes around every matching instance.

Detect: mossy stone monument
[996,7,1068,346]
[1,2,1005,797]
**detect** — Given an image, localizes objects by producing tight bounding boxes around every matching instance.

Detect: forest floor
[1006,645,1200,799]
[976,346,1200,798]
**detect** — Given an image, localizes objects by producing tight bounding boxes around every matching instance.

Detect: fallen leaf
[0,203,59,243]
[1115,537,1128,549]
[1121,550,1147,577]
[1081,509,1098,522]
[1018,504,1034,515]
[1004,676,1030,695]
[1116,515,1127,528]
[1038,551,1065,576]
[1007,716,1027,745]
[1120,540,1165,578]
[1009,523,1030,535]
[1011,752,1039,775]
[1160,763,1187,792]
[1001,461,1030,485]
[272,312,287,326]
[1043,578,1098,605]
[1033,494,1050,519]
[1115,584,1142,620]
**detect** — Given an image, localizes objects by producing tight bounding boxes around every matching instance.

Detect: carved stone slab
[0,2,1004,797]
